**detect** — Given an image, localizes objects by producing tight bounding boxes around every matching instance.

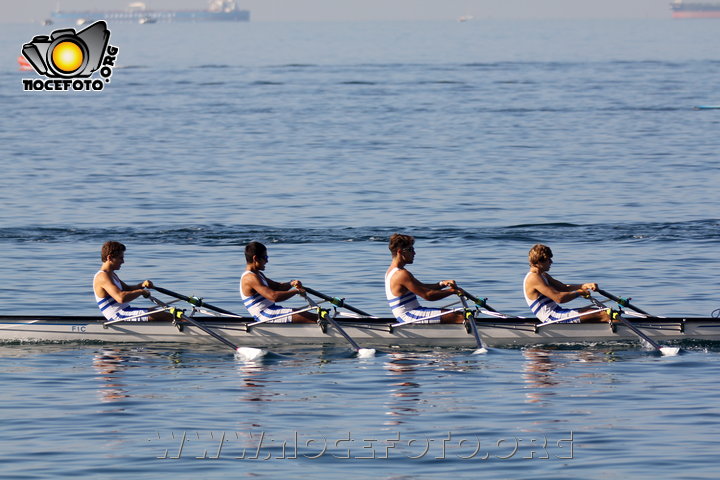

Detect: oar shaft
[180,312,239,351]
[301,292,362,353]
[615,313,662,351]
[597,288,652,316]
[153,286,239,317]
[325,315,361,352]
[587,295,662,353]
[303,286,374,317]
[458,288,499,313]
[458,294,485,350]
[150,295,239,352]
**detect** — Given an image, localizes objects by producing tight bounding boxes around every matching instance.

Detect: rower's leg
[291,310,319,323]
[148,311,174,321]
[440,311,465,324]
[578,307,612,323]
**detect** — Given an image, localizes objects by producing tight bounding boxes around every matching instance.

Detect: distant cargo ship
[50,0,250,25]
[671,0,720,18]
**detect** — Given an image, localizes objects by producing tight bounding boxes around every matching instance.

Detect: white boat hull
[1,316,718,348]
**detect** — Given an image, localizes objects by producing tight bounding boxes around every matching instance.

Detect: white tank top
[240,271,277,318]
[523,271,561,321]
[385,267,421,318]
[94,270,130,321]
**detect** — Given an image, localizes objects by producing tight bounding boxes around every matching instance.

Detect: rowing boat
[1,315,718,348]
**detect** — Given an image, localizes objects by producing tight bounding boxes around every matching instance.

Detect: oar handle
[596,288,652,316]
[152,286,240,317]
[303,286,374,317]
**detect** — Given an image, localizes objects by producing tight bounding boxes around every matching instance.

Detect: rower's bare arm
[265,277,290,291]
[94,271,147,303]
[396,270,455,301]
[546,273,597,294]
[529,273,581,304]
[544,274,572,291]
[126,279,151,290]
[243,273,297,302]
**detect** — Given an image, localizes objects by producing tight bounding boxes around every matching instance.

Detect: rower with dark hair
[385,233,464,324]
[523,244,610,323]
[93,241,171,322]
[240,241,316,323]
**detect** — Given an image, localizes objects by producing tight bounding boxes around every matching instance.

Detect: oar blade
[235,347,267,361]
[615,313,681,356]
[586,295,678,355]
[357,348,377,358]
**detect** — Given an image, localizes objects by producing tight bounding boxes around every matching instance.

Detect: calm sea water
[1,18,719,479]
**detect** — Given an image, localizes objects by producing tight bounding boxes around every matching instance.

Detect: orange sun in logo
[51,41,84,73]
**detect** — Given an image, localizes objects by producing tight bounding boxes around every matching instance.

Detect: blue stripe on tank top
[389,292,415,308]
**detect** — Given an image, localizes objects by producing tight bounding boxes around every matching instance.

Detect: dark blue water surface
[1,19,719,479]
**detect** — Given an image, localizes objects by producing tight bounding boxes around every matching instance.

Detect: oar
[457,288,520,318]
[456,290,488,354]
[303,286,377,318]
[301,289,376,358]
[151,288,265,361]
[587,295,679,356]
[596,288,652,317]
[152,286,242,317]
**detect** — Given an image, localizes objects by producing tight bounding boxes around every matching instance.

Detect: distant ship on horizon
[670,0,720,18]
[49,0,250,25]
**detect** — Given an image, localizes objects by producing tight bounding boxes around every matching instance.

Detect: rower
[523,244,611,324]
[93,241,172,322]
[385,233,465,324]
[240,241,316,323]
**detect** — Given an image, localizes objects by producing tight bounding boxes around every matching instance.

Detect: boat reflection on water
[234,357,276,404]
[382,349,487,425]
[521,347,616,404]
[522,348,560,404]
[383,353,422,425]
[92,348,130,403]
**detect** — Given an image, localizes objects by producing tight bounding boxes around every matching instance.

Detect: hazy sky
[6,0,676,23]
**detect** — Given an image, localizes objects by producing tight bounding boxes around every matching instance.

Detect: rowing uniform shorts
[252,305,295,323]
[395,307,446,324]
[107,306,150,322]
[526,293,582,324]
[240,271,296,323]
[537,306,582,324]
[94,271,150,322]
[523,272,581,324]
[386,267,447,323]
[95,295,150,322]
